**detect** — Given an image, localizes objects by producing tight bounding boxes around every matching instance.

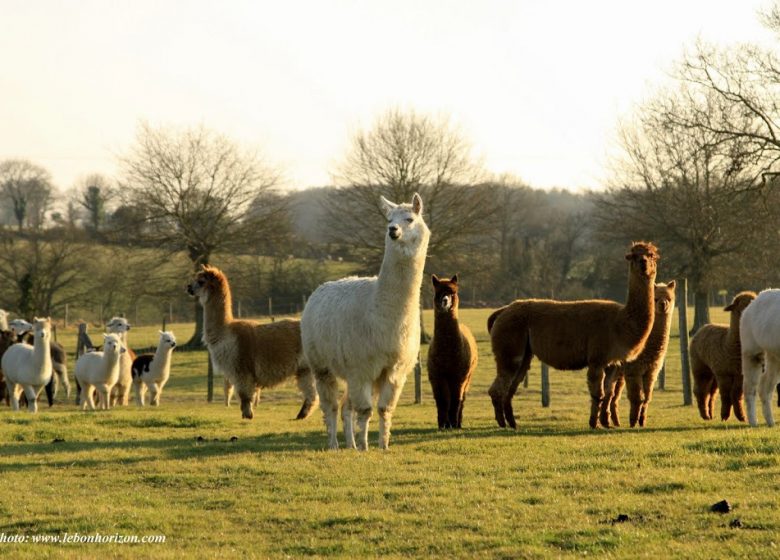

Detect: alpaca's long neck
[154,345,174,373]
[648,310,673,351]
[622,271,655,340]
[433,309,460,337]
[374,240,428,319]
[203,282,233,344]
[727,312,742,349]
[34,333,52,373]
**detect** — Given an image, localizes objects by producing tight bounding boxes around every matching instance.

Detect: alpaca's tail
[487,306,507,333]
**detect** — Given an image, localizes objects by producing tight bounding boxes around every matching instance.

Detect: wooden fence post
[541,363,550,407]
[414,352,422,404]
[657,362,666,391]
[207,350,214,403]
[678,279,692,405]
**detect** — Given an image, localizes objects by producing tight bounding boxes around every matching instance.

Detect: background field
[2,306,779,559]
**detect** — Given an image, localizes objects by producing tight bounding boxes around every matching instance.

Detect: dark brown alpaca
[601,281,676,428]
[427,275,478,429]
[691,291,756,422]
[487,241,659,429]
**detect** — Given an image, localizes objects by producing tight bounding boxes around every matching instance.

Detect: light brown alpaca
[691,291,756,422]
[186,265,318,420]
[487,241,659,429]
[427,274,478,429]
[601,281,676,428]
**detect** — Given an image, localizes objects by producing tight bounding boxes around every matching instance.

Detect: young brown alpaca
[187,265,318,420]
[601,281,676,428]
[690,291,756,422]
[427,275,478,429]
[487,241,659,429]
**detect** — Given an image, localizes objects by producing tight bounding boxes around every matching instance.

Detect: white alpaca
[301,193,430,450]
[2,317,53,412]
[9,318,70,399]
[75,333,126,410]
[741,289,780,426]
[106,317,136,406]
[132,331,176,406]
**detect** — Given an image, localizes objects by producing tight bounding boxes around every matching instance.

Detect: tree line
[4,3,780,341]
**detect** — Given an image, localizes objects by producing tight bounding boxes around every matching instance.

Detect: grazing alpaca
[10,318,69,400]
[601,281,676,428]
[0,329,17,405]
[106,317,137,406]
[301,193,430,450]
[2,317,53,412]
[488,241,659,429]
[740,289,780,426]
[427,274,478,429]
[132,331,176,406]
[187,265,318,420]
[690,291,756,422]
[74,333,126,410]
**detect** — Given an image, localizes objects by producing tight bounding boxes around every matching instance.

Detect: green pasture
[1,307,778,558]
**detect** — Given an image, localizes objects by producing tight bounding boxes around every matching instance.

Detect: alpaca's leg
[600,366,619,428]
[59,367,71,399]
[430,378,448,429]
[236,378,257,419]
[759,354,780,427]
[717,374,734,421]
[85,384,96,411]
[51,371,60,399]
[693,365,715,420]
[22,385,38,413]
[586,365,606,429]
[742,352,763,427]
[315,369,341,450]
[626,375,642,428]
[377,375,405,450]
[348,381,373,451]
[731,374,746,422]
[151,383,162,406]
[134,378,147,406]
[120,382,131,406]
[341,394,356,449]
[447,380,461,429]
[9,382,21,411]
[456,383,469,429]
[224,378,233,407]
[294,368,319,420]
[638,370,657,427]
[610,373,625,427]
[97,385,110,410]
[252,386,261,406]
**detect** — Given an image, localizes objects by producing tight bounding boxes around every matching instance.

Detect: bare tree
[119,122,288,346]
[0,159,54,231]
[71,173,113,235]
[596,87,764,331]
[327,109,492,267]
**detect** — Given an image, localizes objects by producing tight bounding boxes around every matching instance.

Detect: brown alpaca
[0,329,15,405]
[487,241,659,429]
[691,291,756,422]
[601,281,676,428]
[427,275,478,429]
[186,265,318,420]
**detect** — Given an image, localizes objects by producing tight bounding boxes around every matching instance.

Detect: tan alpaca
[187,265,318,420]
[487,241,659,429]
[602,281,676,428]
[691,291,756,422]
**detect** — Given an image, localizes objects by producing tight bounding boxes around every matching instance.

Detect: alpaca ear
[451,274,459,284]
[379,196,396,218]
[412,193,423,215]
[724,301,735,312]
[431,274,440,287]
[666,280,676,290]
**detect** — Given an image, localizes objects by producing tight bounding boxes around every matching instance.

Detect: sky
[0,0,776,192]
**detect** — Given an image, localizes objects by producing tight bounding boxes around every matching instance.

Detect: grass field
[2,307,779,558]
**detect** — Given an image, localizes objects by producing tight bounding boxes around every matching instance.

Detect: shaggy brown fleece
[187,265,318,420]
[427,275,478,429]
[487,241,659,429]
[602,281,676,428]
[690,291,756,422]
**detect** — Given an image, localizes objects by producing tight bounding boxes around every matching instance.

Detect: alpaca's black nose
[388,225,401,240]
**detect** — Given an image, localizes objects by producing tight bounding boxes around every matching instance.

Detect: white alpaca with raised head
[2,317,53,412]
[75,333,126,410]
[106,316,137,406]
[131,331,176,406]
[301,193,430,450]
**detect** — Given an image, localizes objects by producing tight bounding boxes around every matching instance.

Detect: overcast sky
[0,0,775,192]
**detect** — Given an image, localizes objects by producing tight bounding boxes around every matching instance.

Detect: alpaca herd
[4,192,780,449]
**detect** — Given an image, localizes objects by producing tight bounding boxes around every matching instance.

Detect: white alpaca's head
[159,330,177,350]
[380,193,430,258]
[106,316,131,334]
[102,333,126,355]
[31,317,51,344]
[9,318,33,338]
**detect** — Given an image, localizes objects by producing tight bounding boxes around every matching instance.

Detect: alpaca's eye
[406,218,414,223]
